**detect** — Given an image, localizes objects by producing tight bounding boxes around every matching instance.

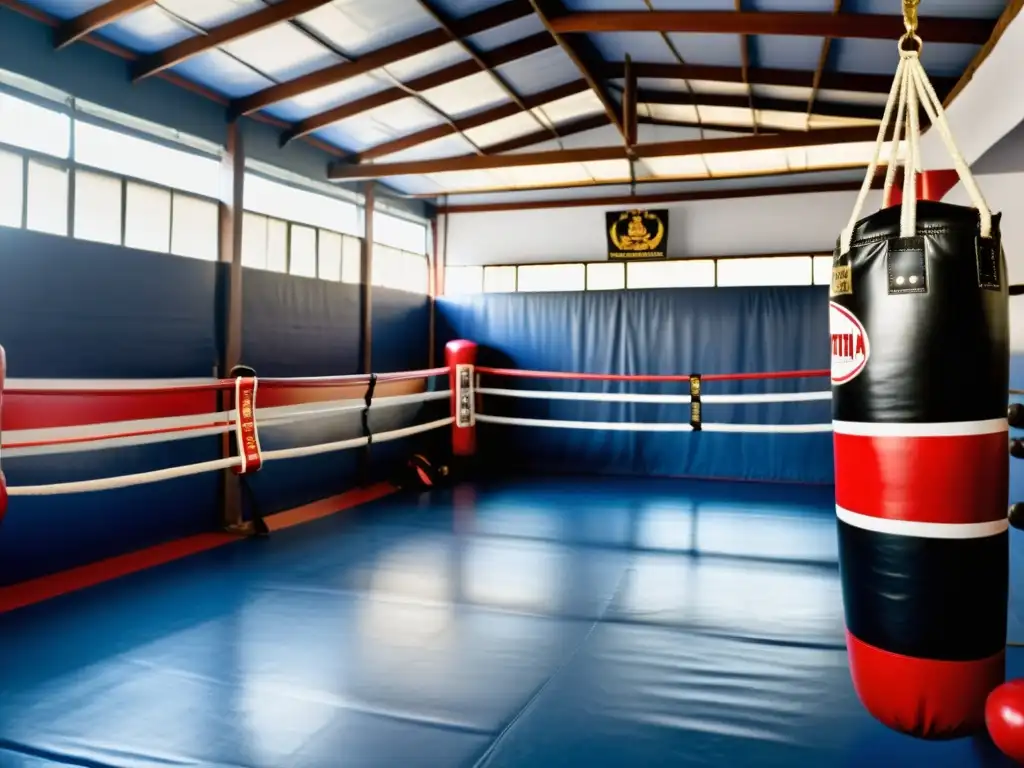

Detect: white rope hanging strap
[839,40,992,255]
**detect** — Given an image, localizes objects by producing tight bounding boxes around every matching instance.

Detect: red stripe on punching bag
[834,431,1008,525]
[847,630,1005,739]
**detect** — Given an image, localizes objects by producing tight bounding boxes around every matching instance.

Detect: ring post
[0,345,7,525]
[445,340,477,457]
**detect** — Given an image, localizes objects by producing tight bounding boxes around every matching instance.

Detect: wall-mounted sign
[606,209,669,260]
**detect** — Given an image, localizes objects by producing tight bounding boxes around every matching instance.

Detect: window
[0,148,23,228]
[26,160,68,236]
[374,210,427,254]
[483,265,516,293]
[74,121,219,198]
[318,229,342,281]
[124,182,171,252]
[266,218,287,273]
[374,245,428,294]
[245,173,359,235]
[587,262,625,291]
[74,170,122,245]
[241,212,268,269]
[813,255,833,286]
[341,234,361,284]
[445,266,483,295]
[627,260,715,289]
[717,256,812,287]
[289,224,317,278]
[517,263,585,293]
[170,193,217,261]
[0,92,70,158]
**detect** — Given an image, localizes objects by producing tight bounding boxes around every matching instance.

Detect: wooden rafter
[735,0,757,134]
[602,62,957,95]
[530,0,626,141]
[437,173,889,213]
[54,0,152,49]
[229,0,534,119]
[280,33,555,145]
[329,124,877,180]
[416,0,561,145]
[549,11,992,43]
[636,89,880,121]
[354,80,589,162]
[807,1,844,121]
[133,0,335,81]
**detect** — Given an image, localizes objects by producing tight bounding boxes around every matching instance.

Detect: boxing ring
[1,344,1022,768]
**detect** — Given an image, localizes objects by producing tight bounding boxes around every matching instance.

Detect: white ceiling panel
[535,90,605,124]
[157,0,262,29]
[644,103,700,124]
[383,174,448,195]
[298,1,438,57]
[636,123,709,143]
[668,79,751,98]
[751,35,825,70]
[705,148,791,175]
[806,114,875,129]
[222,24,339,82]
[589,33,677,64]
[668,34,744,67]
[273,73,391,117]
[553,124,623,150]
[562,0,649,9]
[497,50,581,96]
[694,105,757,127]
[754,110,809,131]
[103,6,193,52]
[427,169,516,192]
[379,42,469,83]
[751,84,815,103]
[804,141,895,169]
[334,98,445,150]
[467,14,546,49]
[816,89,889,108]
[463,112,538,148]
[582,159,632,182]
[376,133,477,163]
[636,156,709,179]
[420,71,510,119]
[500,162,593,187]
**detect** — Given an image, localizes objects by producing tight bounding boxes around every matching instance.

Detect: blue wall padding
[0,441,221,585]
[241,268,361,377]
[0,228,220,378]
[0,231,433,584]
[372,287,430,373]
[437,286,833,484]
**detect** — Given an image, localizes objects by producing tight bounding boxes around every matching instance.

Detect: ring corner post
[445,340,477,460]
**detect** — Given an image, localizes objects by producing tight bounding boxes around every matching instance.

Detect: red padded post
[0,345,7,524]
[884,169,960,207]
[445,340,477,457]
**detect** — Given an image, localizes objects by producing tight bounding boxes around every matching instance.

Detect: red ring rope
[475,366,830,383]
[4,420,232,450]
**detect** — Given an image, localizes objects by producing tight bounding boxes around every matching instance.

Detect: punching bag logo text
[829,301,870,384]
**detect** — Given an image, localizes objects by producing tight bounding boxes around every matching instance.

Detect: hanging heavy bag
[830,35,1009,740]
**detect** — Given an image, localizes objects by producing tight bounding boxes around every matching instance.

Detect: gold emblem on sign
[831,265,852,297]
[609,209,665,253]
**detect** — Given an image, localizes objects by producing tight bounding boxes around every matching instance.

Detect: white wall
[441,188,885,266]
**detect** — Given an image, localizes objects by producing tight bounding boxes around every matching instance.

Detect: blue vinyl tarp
[438,286,833,484]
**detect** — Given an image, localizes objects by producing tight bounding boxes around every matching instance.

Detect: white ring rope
[475,414,832,434]
[5,418,454,496]
[2,390,451,458]
[476,387,831,405]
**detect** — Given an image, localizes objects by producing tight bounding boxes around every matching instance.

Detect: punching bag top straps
[838,30,993,256]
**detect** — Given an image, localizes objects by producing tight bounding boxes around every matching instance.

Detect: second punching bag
[831,199,1009,738]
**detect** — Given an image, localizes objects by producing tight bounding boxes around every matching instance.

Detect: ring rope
[475,414,832,434]
[476,367,830,383]
[5,418,453,496]
[2,390,451,457]
[476,387,832,404]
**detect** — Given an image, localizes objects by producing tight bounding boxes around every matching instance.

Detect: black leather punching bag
[830,200,1009,739]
